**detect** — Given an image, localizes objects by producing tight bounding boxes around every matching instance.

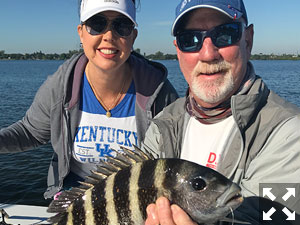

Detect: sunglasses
[176,22,244,52]
[82,14,135,37]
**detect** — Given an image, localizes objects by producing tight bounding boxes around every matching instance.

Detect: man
[143,0,300,224]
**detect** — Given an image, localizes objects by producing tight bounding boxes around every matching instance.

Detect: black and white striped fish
[47,146,244,225]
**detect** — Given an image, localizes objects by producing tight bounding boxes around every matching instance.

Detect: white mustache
[192,61,231,75]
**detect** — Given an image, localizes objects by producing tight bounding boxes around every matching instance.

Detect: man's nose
[197,37,221,62]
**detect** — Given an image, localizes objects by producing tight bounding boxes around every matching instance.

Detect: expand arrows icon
[263,188,276,201]
[263,207,276,220]
[282,188,295,201]
[282,207,295,220]
[262,187,296,221]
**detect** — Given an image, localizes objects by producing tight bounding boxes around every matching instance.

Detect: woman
[0,0,178,199]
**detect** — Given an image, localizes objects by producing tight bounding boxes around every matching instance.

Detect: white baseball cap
[80,0,137,26]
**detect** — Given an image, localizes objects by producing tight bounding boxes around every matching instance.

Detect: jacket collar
[219,63,270,178]
[231,62,270,131]
[68,53,88,109]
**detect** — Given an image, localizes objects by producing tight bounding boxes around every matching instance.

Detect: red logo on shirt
[206,152,218,170]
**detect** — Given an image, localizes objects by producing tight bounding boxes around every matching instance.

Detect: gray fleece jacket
[142,63,300,218]
[0,52,178,199]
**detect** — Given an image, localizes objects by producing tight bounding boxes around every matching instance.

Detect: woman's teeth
[100,49,117,54]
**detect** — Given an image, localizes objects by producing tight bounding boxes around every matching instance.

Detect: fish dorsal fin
[47,145,154,215]
[120,146,149,162]
[47,188,86,213]
[134,144,158,159]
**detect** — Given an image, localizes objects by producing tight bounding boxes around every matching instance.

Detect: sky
[1,0,300,55]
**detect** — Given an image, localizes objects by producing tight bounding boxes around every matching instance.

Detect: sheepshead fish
[47,146,244,225]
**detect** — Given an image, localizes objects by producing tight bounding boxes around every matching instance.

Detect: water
[0,59,300,206]
[0,60,64,206]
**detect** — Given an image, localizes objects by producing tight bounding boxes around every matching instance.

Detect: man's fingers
[156,197,175,225]
[171,204,197,225]
[145,197,196,225]
[145,203,159,225]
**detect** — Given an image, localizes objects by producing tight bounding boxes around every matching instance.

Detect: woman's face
[78,11,137,73]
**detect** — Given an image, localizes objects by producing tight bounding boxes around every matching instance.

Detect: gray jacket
[142,63,300,217]
[0,52,178,199]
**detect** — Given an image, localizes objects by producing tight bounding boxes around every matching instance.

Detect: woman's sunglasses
[175,22,244,52]
[82,14,135,37]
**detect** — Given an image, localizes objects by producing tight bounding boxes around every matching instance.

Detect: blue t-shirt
[71,72,137,178]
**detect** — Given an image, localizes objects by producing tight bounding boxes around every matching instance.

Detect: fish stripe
[114,166,133,224]
[71,197,86,224]
[138,160,159,220]
[92,180,109,225]
[105,173,119,225]
[67,204,74,225]
[129,163,144,224]
[154,160,169,198]
[84,188,96,225]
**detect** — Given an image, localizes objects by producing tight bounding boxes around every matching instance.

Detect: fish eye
[191,177,206,191]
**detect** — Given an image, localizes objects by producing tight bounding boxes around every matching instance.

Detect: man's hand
[145,197,197,225]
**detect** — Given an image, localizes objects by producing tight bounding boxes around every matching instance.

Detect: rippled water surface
[0,59,299,206]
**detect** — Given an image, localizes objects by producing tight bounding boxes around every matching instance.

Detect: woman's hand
[145,197,197,225]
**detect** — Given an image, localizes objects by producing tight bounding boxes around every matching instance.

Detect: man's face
[174,8,253,108]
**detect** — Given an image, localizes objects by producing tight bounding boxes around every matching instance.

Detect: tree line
[250,53,300,60]
[0,50,84,60]
[1,49,299,61]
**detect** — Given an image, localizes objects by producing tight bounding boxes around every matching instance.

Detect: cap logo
[104,0,119,4]
[180,0,192,12]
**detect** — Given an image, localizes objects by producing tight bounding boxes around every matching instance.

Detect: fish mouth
[216,183,243,208]
[224,192,243,208]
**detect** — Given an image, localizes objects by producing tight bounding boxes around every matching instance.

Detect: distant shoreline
[1,49,299,61]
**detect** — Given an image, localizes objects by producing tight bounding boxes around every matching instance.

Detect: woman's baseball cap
[172,0,248,35]
[80,0,137,26]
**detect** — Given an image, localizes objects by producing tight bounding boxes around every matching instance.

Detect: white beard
[190,60,234,105]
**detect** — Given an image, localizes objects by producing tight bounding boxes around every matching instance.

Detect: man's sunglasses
[175,22,244,52]
[82,14,135,37]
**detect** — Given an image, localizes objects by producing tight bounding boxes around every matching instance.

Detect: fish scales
[72,196,85,224]
[83,188,95,224]
[113,165,133,224]
[154,159,171,198]
[164,159,191,203]
[129,161,144,224]
[137,160,160,221]
[52,162,165,224]
[66,204,73,225]
[48,147,244,225]
[92,177,109,225]
[105,173,118,224]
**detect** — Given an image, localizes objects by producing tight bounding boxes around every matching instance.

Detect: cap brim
[81,7,138,27]
[171,5,242,36]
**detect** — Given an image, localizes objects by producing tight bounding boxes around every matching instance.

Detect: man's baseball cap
[172,0,248,36]
[80,0,137,26]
